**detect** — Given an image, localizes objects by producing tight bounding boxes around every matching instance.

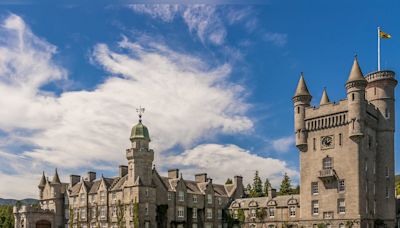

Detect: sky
[0,0,399,199]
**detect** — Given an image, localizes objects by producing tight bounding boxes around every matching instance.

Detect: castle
[14,57,397,228]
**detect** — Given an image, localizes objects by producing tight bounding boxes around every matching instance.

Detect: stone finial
[319,88,330,105]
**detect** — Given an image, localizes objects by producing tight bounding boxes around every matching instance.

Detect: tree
[263,178,271,196]
[246,184,252,196]
[0,206,14,228]
[279,173,292,195]
[69,207,74,228]
[251,171,263,197]
[225,178,233,184]
[116,200,125,228]
[292,185,300,194]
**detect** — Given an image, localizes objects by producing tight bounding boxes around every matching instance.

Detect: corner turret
[293,73,312,151]
[345,56,367,141]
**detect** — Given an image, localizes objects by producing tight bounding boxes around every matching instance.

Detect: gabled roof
[88,180,101,194]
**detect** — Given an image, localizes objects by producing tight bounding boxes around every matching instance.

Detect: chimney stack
[195,173,208,183]
[70,175,80,186]
[87,172,96,182]
[168,169,179,179]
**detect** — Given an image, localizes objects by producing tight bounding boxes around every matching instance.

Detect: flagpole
[378,26,381,71]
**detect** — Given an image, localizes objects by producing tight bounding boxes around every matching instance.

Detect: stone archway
[36,220,51,228]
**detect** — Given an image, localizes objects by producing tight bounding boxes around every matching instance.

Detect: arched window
[323,157,332,169]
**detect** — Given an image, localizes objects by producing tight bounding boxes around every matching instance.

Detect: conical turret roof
[294,73,311,97]
[52,168,61,184]
[347,56,366,83]
[38,171,46,188]
[319,88,330,105]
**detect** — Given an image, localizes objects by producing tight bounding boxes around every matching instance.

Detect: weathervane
[136,106,145,122]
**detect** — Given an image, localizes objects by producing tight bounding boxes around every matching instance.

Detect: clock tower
[293,57,397,227]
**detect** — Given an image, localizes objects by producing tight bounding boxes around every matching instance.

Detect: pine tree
[279,173,292,195]
[252,171,263,197]
[263,178,271,196]
[246,183,252,196]
[225,178,233,184]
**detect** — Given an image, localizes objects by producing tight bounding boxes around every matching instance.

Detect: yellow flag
[380,30,391,39]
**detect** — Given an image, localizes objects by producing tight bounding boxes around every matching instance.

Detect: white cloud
[264,32,288,47]
[165,144,298,188]
[130,4,227,45]
[129,4,179,22]
[0,14,255,198]
[271,136,295,153]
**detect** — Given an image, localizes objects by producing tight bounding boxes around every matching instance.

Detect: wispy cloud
[264,32,288,47]
[271,136,295,153]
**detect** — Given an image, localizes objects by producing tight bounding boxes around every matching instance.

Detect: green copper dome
[130,121,151,141]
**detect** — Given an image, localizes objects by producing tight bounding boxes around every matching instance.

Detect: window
[365,159,368,172]
[100,206,106,219]
[268,207,275,217]
[339,133,342,146]
[233,210,238,219]
[80,193,85,203]
[91,207,96,218]
[168,192,172,201]
[193,224,197,228]
[193,195,198,203]
[289,206,296,217]
[323,157,332,169]
[145,222,149,228]
[339,224,345,228]
[385,108,389,118]
[311,182,319,195]
[207,194,213,204]
[218,197,222,205]
[338,199,345,214]
[206,208,213,219]
[178,191,184,202]
[205,224,213,228]
[145,189,149,197]
[193,208,197,219]
[100,191,106,203]
[313,138,316,150]
[386,185,389,198]
[250,209,256,218]
[312,200,319,215]
[218,209,222,219]
[338,179,345,192]
[323,212,333,219]
[81,208,86,219]
[352,93,355,101]
[145,203,149,215]
[177,207,184,218]
[112,206,117,217]
[385,167,389,178]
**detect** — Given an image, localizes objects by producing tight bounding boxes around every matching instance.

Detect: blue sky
[0,0,399,198]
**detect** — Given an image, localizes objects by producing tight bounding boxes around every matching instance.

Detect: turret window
[352,93,355,101]
[339,133,342,146]
[385,108,389,118]
[297,107,300,114]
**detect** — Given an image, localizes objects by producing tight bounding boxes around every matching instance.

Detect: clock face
[321,136,334,149]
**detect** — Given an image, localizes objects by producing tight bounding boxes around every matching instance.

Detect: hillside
[0,198,38,206]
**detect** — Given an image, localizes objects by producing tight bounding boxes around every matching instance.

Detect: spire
[52,168,61,184]
[347,56,366,83]
[319,88,330,105]
[38,171,46,188]
[294,73,311,97]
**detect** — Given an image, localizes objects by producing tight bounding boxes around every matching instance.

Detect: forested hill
[0,198,38,206]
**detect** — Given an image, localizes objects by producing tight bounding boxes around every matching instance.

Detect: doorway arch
[36,220,51,228]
